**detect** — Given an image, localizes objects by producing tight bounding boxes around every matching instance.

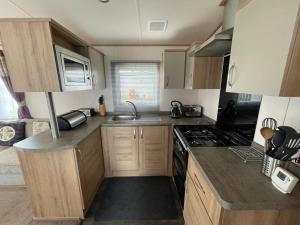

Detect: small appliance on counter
[170,100,183,118]
[181,104,203,118]
[57,111,87,130]
[78,108,95,117]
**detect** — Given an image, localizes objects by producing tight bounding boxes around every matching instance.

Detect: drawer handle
[140,128,143,139]
[134,129,136,139]
[194,174,205,195]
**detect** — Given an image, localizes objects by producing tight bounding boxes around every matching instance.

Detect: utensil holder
[261,154,289,177]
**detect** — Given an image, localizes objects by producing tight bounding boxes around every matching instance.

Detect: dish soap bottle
[98,95,106,116]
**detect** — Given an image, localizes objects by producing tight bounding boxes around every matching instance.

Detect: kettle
[170,100,183,118]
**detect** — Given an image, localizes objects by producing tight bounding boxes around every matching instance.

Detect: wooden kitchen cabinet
[162,50,186,89]
[185,53,223,89]
[106,126,139,175]
[101,126,170,177]
[88,47,106,90]
[184,155,300,225]
[227,0,300,96]
[16,128,104,220]
[139,126,169,175]
[0,18,105,92]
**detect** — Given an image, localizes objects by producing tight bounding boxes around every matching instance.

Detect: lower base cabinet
[184,155,300,225]
[17,128,104,220]
[101,126,169,177]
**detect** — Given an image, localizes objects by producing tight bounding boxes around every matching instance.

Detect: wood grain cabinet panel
[139,126,169,175]
[184,155,300,225]
[0,19,105,92]
[185,55,223,89]
[16,128,104,220]
[102,126,169,177]
[0,21,60,92]
[106,127,139,174]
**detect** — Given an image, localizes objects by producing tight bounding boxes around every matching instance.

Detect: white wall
[254,96,300,145]
[26,46,220,120]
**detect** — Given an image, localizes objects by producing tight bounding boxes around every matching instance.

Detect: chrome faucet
[126,101,138,118]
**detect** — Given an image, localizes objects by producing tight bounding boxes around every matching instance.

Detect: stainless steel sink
[111,114,138,121]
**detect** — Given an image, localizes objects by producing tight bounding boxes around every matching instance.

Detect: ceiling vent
[148,20,168,32]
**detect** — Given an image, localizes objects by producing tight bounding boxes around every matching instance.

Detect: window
[111,62,160,112]
[0,79,18,119]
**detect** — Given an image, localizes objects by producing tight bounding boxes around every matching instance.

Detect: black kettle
[170,100,183,118]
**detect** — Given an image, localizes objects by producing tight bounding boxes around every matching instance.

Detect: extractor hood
[189,0,238,57]
[189,28,233,57]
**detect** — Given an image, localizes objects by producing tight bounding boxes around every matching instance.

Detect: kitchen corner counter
[189,147,300,210]
[14,114,214,152]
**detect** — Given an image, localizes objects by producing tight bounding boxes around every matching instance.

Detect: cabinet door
[185,55,195,89]
[227,0,300,96]
[163,50,186,89]
[89,47,106,90]
[76,128,104,210]
[193,57,223,89]
[0,21,60,92]
[139,126,169,175]
[107,127,139,173]
[183,174,213,225]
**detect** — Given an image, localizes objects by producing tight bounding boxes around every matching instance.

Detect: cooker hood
[189,28,233,57]
[189,0,238,57]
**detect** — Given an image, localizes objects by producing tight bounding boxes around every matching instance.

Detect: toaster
[181,105,203,118]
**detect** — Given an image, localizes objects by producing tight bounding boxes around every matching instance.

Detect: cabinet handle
[140,128,143,139]
[228,64,236,88]
[77,149,82,156]
[133,129,136,139]
[194,174,205,195]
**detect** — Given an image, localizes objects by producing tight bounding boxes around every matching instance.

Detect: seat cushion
[0,122,25,146]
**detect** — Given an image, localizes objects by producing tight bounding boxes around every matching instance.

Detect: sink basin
[111,114,137,121]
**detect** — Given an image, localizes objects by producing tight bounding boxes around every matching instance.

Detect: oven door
[172,134,188,207]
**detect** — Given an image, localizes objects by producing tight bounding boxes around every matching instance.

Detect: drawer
[187,155,222,225]
[184,174,212,225]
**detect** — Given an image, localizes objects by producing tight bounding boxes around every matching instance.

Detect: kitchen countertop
[14,114,214,152]
[189,147,300,210]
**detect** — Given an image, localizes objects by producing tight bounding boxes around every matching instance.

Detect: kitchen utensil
[278,126,297,134]
[271,167,299,194]
[273,133,300,160]
[267,129,286,156]
[262,154,289,177]
[262,117,277,130]
[260,127,273,153]
[170,100,183,118]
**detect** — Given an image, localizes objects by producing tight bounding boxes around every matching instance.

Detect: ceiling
[0,0,224,45]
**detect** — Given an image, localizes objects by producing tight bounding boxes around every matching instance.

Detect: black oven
[172,129,189,207]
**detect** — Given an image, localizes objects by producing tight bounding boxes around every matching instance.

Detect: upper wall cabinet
[88,47,106,90]
[227,0,300,96]
[185,52,223,89]
[0,18,105,92]
[162,50,186,89]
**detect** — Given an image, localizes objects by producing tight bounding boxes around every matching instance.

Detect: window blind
[111,62,160,112]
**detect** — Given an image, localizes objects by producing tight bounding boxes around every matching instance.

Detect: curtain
[0,50,32,119]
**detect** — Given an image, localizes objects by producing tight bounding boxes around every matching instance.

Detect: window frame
[111,61,161,113]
